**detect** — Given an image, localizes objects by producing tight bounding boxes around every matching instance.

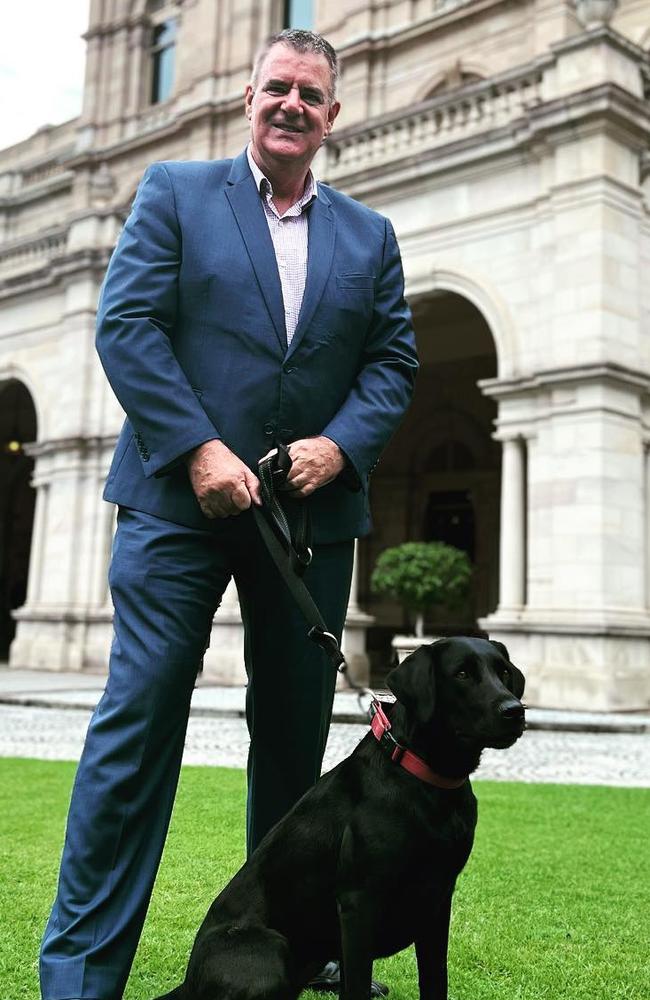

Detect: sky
[0,1,90,150]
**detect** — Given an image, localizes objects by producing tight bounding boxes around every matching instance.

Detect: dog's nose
[499,701,525,722]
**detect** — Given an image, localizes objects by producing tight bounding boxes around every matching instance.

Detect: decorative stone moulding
[574,0,618,29]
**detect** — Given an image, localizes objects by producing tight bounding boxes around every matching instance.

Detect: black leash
[252,445,348,674]
[252,446,378,711]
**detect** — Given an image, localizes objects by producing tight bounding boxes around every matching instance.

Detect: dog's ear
[386,644,436,724]
[489,639,510,661]
[490,639,525,699]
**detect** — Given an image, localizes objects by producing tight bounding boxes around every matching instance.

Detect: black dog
[155,637,525,1000]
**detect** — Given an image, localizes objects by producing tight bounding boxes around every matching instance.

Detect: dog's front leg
[414,889,453,999]
[337,888,374,1000]
[336,826,375,1000]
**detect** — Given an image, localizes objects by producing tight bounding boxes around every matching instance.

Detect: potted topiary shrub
[370,540,473,662]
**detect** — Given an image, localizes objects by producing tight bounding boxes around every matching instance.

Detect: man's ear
[244,85,254,120]
[386,644,436,724]
[326,100,341,132]
[490,639,525,699]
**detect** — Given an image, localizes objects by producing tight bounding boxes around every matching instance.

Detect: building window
[151,18,177,104]
[283,0,313,28]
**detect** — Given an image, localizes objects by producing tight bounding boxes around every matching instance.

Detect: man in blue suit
[40,28,417,1000]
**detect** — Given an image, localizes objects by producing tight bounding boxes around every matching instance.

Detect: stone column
[498,435,526,612]
[645,443,650,609]
[203,579,247,685]
[22,469,48,606]
[341,539,373,689]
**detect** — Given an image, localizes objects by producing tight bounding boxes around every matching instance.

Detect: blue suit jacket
[96,150,418,543]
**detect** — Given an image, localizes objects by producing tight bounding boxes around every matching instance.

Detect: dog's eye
[500,668,510,683]
[456,669,469,680]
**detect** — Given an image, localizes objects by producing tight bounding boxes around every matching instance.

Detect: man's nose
[281,85,303,114]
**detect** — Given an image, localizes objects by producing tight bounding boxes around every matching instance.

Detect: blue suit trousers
[40,506,353,1000]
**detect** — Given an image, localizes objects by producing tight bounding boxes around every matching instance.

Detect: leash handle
[257,446,312,574]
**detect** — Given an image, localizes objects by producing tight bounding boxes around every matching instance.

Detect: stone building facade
[1,0,650,709]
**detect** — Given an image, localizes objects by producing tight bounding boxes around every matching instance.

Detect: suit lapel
[225,155,287,352]
[286,191,336,360]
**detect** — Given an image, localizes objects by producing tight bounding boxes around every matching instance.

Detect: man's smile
[271,121,304,133]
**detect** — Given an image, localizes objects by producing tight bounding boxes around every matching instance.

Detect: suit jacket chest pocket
[325,273,375,326]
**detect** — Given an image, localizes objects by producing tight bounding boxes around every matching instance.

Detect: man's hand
[283,436,345,498]
[186,439,261,518]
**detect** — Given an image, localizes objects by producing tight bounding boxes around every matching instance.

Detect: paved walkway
[2,667,650,786]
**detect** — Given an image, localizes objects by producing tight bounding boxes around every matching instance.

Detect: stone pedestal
[339,540,372,689]
[392,634,438,664]
[481,616,650,710]
[203,580,247,684]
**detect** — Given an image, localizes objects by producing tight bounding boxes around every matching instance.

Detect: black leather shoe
[307,960,389,997]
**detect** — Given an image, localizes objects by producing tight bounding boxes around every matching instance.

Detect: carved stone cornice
[25,435,118,460]
[480,363,650,399]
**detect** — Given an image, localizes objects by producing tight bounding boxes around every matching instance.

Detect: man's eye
[266,86,287,95]
[302,92,323,105]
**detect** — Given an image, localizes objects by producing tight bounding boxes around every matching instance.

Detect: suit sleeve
[96,163,220,478]
[320,218,418,482]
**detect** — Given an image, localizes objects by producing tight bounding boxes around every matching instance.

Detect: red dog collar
[370,700,467,789]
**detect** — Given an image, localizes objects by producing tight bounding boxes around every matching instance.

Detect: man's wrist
[184,437,222,467]
[320,436,361,490]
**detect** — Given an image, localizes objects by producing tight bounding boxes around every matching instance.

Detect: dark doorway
[424,488,476,561]
[0,380,37,660]
[359,291,501,680]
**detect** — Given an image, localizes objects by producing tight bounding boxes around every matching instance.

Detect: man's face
[245,43,340,174]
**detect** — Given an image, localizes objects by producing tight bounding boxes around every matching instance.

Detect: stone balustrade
[0,228,68,280]
[0,159,73,199]
[123,102,176,139]
[325,63,544,181]
[20,161,68,187]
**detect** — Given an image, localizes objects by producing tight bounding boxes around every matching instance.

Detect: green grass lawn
[1,757,648,999]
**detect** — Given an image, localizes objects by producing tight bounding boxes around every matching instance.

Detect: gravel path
[2,703,649,787]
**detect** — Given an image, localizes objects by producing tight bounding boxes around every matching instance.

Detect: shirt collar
[246,143,318,211]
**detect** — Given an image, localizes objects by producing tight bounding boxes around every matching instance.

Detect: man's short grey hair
[251,29,339,102]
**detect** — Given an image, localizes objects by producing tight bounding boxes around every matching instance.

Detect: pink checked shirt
[247,145,317,347]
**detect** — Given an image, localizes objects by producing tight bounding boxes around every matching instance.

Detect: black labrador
[155,636,525,1000]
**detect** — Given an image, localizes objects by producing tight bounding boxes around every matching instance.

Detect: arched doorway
[0,379,37,660]
[359,291,501,676]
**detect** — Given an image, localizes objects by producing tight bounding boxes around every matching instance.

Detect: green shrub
[370,540,472,635]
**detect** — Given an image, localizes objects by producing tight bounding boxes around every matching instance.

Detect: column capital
[492,426,537,444]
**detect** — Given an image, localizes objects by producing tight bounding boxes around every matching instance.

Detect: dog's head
[386,637,526,751]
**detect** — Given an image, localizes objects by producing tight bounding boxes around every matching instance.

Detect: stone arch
[406,265,518,377]
[0,364,44,439]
